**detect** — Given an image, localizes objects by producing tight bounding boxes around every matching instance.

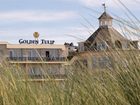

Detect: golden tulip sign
[19,32,55,44]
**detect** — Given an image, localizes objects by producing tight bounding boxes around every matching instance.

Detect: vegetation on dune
[0,50,140,105]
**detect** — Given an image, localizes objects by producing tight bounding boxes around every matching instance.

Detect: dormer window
[97,42,107,50]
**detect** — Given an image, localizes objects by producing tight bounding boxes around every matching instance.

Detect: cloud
[78,0,102,7]
[0,10,78,22]
[78,0,140,9]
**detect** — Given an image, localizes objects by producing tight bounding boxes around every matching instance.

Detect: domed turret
[98,4,113,27]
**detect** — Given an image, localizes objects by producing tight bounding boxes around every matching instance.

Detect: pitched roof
[85,26,127,47]
[98,12,113,19]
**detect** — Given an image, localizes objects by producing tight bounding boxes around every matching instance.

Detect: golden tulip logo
[33,32,39,39]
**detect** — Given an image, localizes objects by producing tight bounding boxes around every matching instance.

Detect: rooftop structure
[78,4,139,52]
[75,4,140,70]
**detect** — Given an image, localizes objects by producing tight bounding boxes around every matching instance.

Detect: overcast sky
[0,0,140,44]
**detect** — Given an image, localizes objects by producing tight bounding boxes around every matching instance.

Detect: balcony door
[9,50,14,58]
[46,51,50,58]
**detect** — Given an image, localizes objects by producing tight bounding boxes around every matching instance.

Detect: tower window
[105,21,107,25]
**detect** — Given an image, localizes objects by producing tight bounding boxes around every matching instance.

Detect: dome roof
[98,12,113,20]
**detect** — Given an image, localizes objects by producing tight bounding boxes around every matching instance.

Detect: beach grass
[0,50,140,105]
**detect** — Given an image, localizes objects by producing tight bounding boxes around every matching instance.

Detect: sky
[0,0,140,44]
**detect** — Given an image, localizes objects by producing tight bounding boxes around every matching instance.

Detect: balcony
[7,57,67,62]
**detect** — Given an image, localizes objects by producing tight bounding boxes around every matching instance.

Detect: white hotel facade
[0,37,69,78]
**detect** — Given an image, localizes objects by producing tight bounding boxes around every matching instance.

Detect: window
[29,67,42,76]
[0,49,3,57]
[83,59,88,67]
[78,42,85,52]
[93,57,97,68]
[105,21,107,25]
[9,50,14,58]
[100,21,103,26]
[47,66,60,75]
[103,56,112,68]
[28,50,39,58]
[123,42,129,49]
[130,41,138,49]
[97,42,107,50]
[98,56,112,68]
[109,21,112,26]
[115,40,122,49]
[45,51,50,58]
[93,42,97,50]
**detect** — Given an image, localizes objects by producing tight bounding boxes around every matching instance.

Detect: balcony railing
[7,57,67,62]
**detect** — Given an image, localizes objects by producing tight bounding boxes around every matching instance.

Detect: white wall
[78,42,85,52]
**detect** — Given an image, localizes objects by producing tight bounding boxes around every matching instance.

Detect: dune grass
[0,50,139,105]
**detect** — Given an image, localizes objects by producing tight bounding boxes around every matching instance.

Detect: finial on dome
[102,3,106,12]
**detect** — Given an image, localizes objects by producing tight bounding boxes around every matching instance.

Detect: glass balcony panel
[7,57,66,62]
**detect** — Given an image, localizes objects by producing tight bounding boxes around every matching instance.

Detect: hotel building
[0,36,69,79]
